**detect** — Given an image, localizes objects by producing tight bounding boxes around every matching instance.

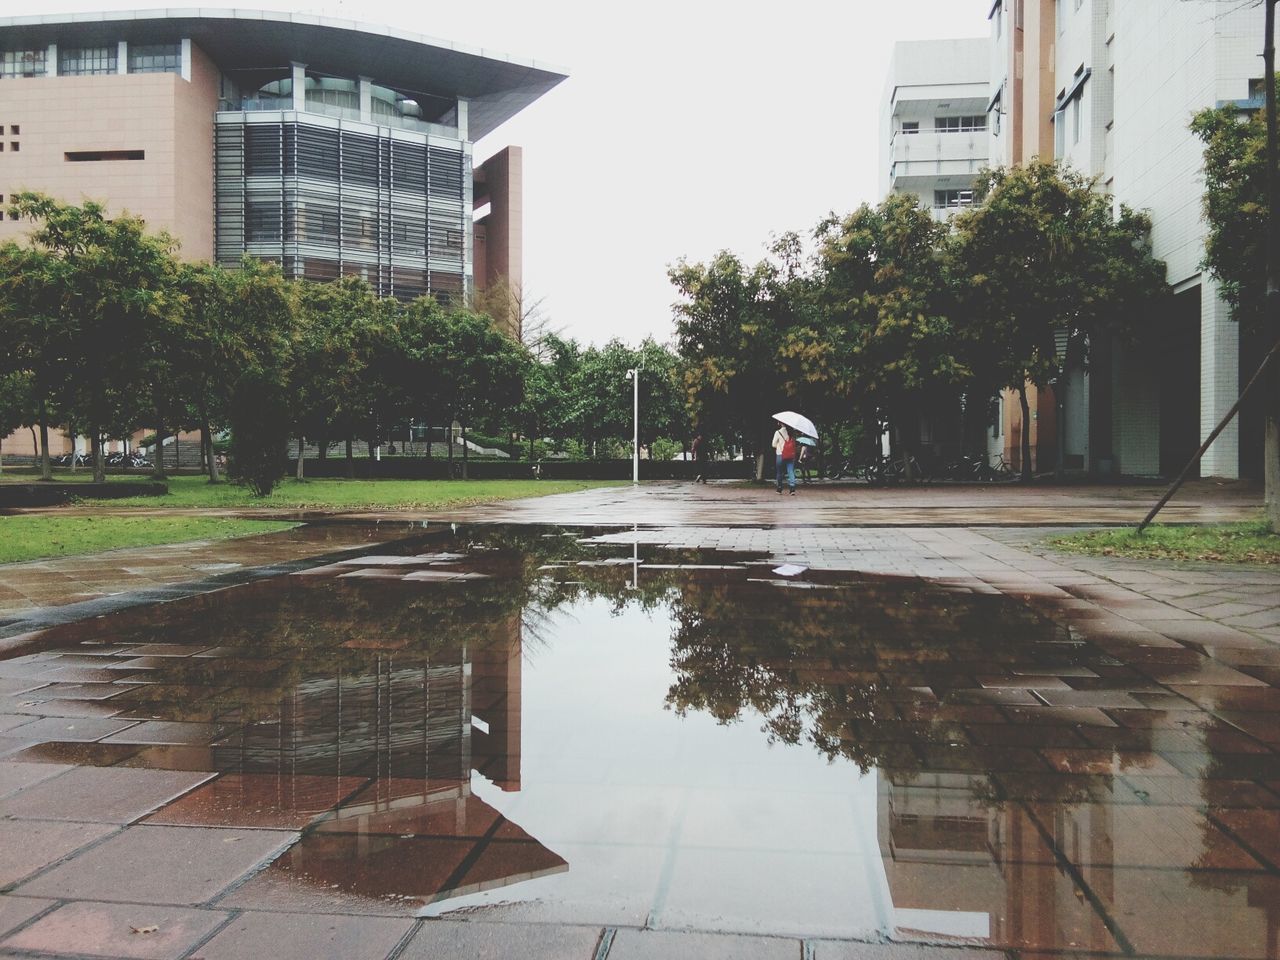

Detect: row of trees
[0,192,529,491]
[670,160,1171,480]
[0,192,694,493]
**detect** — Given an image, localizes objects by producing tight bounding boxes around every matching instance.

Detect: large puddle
[1,526,1278,956]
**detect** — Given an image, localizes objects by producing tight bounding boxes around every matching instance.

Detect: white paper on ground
[772,563,808,577]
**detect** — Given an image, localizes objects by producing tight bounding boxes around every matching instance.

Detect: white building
[881,39,991,219]
[884,0,1267,479]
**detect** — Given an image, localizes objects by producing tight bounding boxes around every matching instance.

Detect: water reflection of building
[877,769,1280,957]
[207,612,563,906]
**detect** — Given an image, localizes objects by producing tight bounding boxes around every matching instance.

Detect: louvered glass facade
[215,114,471,302]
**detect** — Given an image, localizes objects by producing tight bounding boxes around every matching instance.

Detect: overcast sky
[41,0,992,343]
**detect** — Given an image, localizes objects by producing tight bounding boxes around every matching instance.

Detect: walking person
[796,441,814,483]
[691,432,706,483]
[771,421,797,495]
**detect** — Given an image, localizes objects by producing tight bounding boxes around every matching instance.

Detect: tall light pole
[626,368,639,483]
[1265,0,1280,530]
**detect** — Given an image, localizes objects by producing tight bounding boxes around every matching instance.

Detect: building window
[1053,109,1065,159]
[1072,97,1081,145]
[65,149,144,161]
[900,121,919,135]
[1,49,47,78]
[936,115,987,133]
[59,46,117,76]
[934,189,974,209]
[128,43,180,75]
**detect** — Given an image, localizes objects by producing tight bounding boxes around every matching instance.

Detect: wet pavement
[0,525,1278,959]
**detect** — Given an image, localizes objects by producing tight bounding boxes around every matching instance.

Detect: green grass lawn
[0,516,296,565]
[80,476,622,510]
[1050,520,1280,565]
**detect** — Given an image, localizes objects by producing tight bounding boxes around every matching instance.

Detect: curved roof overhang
[0,8,569,140]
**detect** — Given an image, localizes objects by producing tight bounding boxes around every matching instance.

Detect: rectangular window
[1,49,47,78]
[901,121,919,135]
[934,189,974,209]
[128,43,180,75]
[65,150,145,161]
[8,125,17,135]
[935,115,987,133]
[1072,97,1081,145]
[59,46,117,76]
[1053,110,1065,159]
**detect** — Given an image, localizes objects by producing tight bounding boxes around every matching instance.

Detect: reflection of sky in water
[423,596,891,940]
[6,528,1279,957]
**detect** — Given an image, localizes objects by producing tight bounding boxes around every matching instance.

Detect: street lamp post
[626,368,639,484]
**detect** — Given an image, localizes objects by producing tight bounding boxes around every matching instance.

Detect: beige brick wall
[0,43,218,260]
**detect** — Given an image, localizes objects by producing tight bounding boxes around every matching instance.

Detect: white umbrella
[773,411,818,438]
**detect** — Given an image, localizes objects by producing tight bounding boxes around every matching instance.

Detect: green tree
[951,161,1167,480]
[0,240,69,480]
[6,193,181,482]
[1192,95,1280,529]
[0,371,33,475]
[670,252,791,474]
[224,259,296,496]
[813,196,966,473]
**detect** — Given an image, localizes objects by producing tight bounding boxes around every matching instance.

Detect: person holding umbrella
[796,435,817,483]
[771,419,798,495]
[772,411,819,495]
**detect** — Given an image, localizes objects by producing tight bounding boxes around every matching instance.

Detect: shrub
[227,374,289,496]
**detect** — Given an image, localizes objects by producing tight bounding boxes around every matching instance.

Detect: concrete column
[291,62,306,112]
[117,41,127,74]
[1199,277,1240,478]
[180,38,191,82]
[45,44,56,76]
[456,98,468,140]
[358,76,373,122]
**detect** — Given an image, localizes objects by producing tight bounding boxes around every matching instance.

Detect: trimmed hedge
[298,458,752,481]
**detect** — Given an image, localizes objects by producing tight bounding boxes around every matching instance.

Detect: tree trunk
[174,434,180,473]
[70,432,78,473]
[203,423,220,483]
[447,422,455,465]
[37,403,51,481]
[152,426,167,480]
[1018,382,1033,483]
[345,437,354,479]
[1055,377,1066,482]
[461,422,470,479]
[92,432,105,483]
[530,435,535,460]
[1266,407,1279,531]
[296,435,305,481]
[317,433,328,460]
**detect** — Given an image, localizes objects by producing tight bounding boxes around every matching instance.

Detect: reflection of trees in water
[661,576,1056,774]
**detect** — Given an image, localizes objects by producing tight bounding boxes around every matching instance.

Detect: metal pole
[1265,0,1280,529]
[631,368,639,484]
[1137,334,1280,533]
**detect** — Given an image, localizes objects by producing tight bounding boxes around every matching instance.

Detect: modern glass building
[0,9,566,305]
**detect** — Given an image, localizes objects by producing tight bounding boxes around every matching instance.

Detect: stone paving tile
[146,773,369,830]
[606,929,798,960]
[1,767,213,823]
[17,825,297,905]
[0,819,117,887]
[400,919,602,960]
[0,900,228,960]
[194,910,414,960]
[0,897,53,939]
[0,759,70,798]
[812,944,1007,960]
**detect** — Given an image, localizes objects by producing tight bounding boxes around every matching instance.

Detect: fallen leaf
[130,925,159,935]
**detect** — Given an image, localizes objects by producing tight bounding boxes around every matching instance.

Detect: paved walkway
[0,481,1276,959]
